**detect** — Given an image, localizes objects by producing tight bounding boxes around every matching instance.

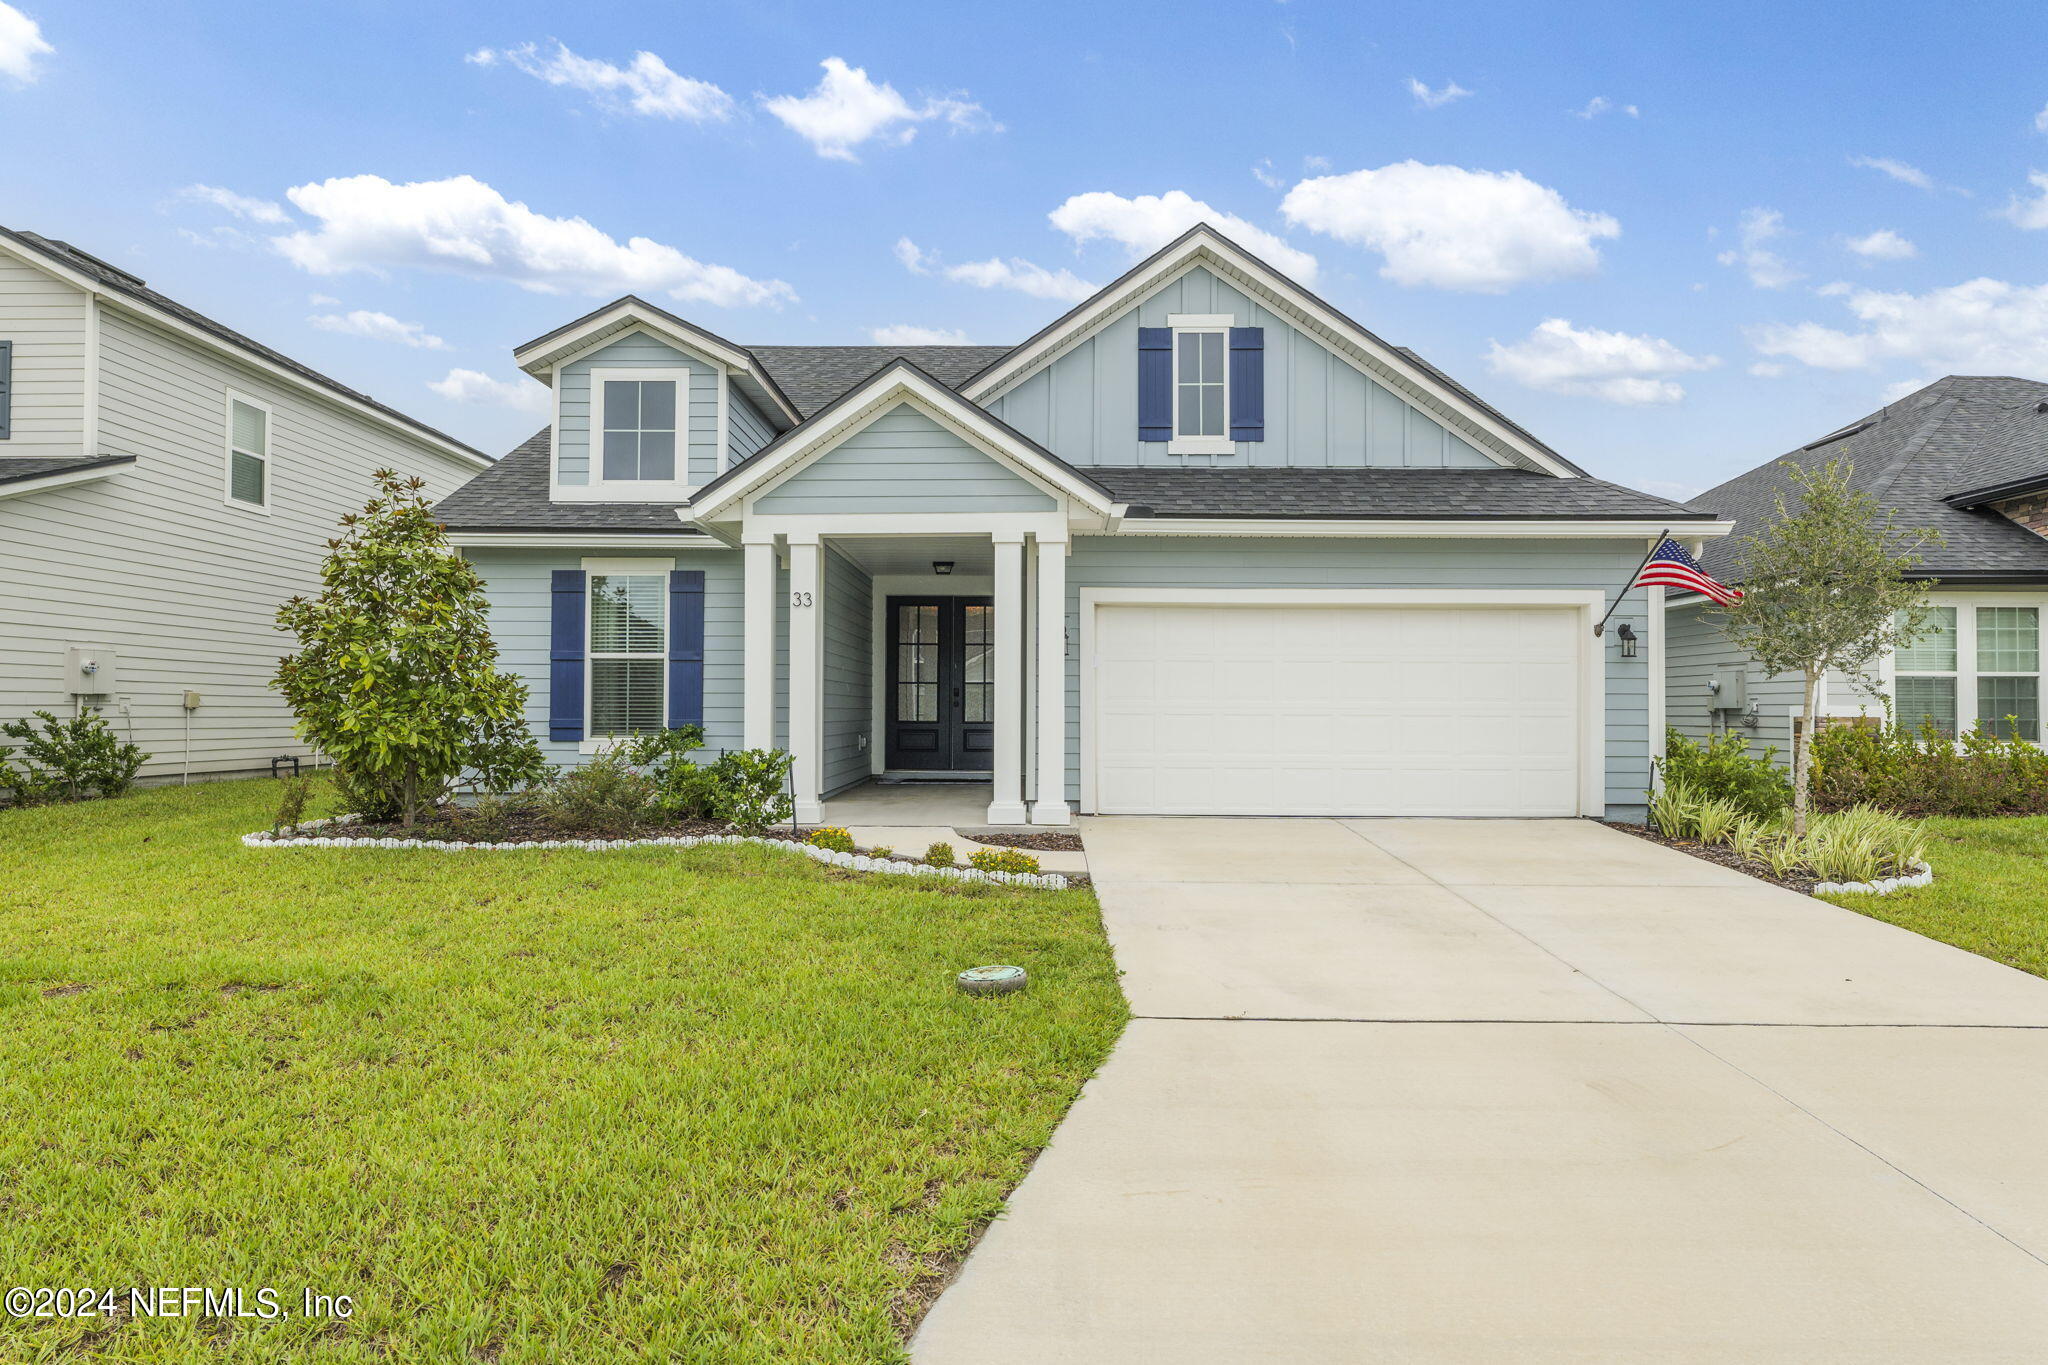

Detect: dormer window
[600,376,679,482]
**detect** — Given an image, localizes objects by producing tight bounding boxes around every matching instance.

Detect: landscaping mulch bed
[338,810,817,844]
[1604,821,1819,896]
[957,829,1085,852]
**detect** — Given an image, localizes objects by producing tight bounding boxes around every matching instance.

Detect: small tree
[1714,458,1940,835]
[274,470,546,825]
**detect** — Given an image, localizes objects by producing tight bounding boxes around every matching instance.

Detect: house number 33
[791,591,814,608]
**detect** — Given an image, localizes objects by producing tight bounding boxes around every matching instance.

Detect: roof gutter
[1943,473,2048,510]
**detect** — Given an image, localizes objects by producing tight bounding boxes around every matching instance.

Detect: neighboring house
[1670,376,2048,761]
[435,224,1723,824]
[0,226,492,782]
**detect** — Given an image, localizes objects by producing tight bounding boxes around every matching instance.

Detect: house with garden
[1670,376,2048,761]
[0,225,492,784]
[433,224,1725,826]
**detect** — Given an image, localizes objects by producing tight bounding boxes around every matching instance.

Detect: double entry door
[885,596,994,772]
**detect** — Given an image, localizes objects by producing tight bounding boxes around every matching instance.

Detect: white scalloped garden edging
[1812,860,1933,896]
[241,816,1067,889]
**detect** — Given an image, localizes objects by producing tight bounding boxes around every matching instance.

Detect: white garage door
[1090,603,1585,817]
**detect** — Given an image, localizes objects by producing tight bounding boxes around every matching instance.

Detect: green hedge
[1811,717,2048,817]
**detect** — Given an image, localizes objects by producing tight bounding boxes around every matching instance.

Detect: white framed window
[1891,599,2041,742]
[566,366,694,502]
[583,558,670,751]
[1166,314,1233,455]
[224,392,271,512]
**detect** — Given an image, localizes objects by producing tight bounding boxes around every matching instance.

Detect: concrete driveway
[913,817,2048,1364]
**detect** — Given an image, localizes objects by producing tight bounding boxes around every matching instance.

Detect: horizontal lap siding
[1064,536,1653,819]
[555,332,719,487]
[0,252,87,457]
[1665,601,1880,769]
[467,547,745,767]
[727,388,776,468]
[752,403,1054,514]
[822,548,872,794]
[1,305,480,781]
[986,265,1500,471]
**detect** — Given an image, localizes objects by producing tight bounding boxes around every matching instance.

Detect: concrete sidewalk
[913,817,2048,1364]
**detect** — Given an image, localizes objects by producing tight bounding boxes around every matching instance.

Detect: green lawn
[1821,816,2048,978]
[0,779,1126,1363]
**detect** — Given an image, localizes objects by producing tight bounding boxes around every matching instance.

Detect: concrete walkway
[913,817,2048,1363]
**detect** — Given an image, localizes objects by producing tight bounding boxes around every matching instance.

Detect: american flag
[1636,538,1743,605]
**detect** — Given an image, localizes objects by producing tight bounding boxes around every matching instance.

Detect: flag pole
[1594,528,1670,636]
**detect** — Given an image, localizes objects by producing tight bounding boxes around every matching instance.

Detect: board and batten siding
[985,265,1501,472]
[553,331,720,487]
[0,302,481,781]
[752,403,1055,515]
[0,249,88,458]
[1064,536,1654,819]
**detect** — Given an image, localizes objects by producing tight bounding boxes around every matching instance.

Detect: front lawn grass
[1820,816,2048,978]
[0,778,1125,1363]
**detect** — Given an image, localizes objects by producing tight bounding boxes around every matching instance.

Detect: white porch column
[742,535,777,752]
[1031,533,1071,825]
[987,534,1029,824]
[787,535,825,824]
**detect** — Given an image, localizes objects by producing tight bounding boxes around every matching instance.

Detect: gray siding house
[1670,376,2048,762]
[0,227,491,782]
[436,225,1724,824]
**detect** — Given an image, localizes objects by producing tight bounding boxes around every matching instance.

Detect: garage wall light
[1615,622,1638,658]
[932,561,954,575]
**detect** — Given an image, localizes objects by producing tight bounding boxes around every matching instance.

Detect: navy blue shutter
[1229,327,1264,442]
[668,569,705,730]
[1137,327,1172,442]
[0,340,12,440]
[549,569,586,742]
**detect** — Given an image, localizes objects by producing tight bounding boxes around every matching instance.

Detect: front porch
[743,528,1073,827]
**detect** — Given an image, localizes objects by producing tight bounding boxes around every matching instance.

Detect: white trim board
[1076,587,1607,818]
[0,461,132,500]
[1100,518,1734,540]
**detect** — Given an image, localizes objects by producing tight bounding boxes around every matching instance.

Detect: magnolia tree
[1714,458,1940,835]
[274,470,546,825]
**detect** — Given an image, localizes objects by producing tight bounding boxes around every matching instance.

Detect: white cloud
[428,368,549,414]
[1749,361,1787,378]
[1279,161,1617,292]
[1050,189,1319,283]
[1486,318,1718,405]
[1405,77,1471,109]
[1715,207,1801,289]
[1251,158,1284,190]
[308,293,340,305]
[1572,96,1638,119]
[273,174,794,308]
[2001,171,2048,230]
[0,2,52,84]
[2035,103,2048,135]
[309,309,448,349]
[1843,228,1917,261]
[468,41,732,121]
[180,184,290,225]
[1750,278,2048,379]
[760,57,995,161]
[869,324,970,345]
[896,236,1095,302]
[1849,155,1935,190]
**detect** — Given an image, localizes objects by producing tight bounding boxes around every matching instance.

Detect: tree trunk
[401,766,418,828]
[1792,669,1820,837]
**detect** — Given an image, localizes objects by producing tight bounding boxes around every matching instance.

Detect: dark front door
[885,596,994,772]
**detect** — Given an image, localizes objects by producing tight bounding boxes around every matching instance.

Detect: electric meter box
[1708,666,1748,711]
[64,644,118,696]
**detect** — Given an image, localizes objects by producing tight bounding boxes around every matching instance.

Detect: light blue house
[436,226,1726,824]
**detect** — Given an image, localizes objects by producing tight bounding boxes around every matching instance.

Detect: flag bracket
[1594,528,1672,637]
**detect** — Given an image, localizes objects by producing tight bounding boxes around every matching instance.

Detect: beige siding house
[0,227,491,783]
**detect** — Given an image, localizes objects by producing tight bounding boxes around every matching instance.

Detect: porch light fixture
[1615,622,1638,658]
[932,561,954,575]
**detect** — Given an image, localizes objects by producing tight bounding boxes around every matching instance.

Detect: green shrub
[272,773,314,833]
[924,840,956,868]
[0,709,149,805]
[806,825,855,854]
[968,846,1041,875]
[1804,804,1926,882]
[870,846,894,861]
[1693,797,1744,845]
[710,748,795,834]
[626,725,719,820]
[542,750,652,838]
[1810,711,2048,816]
[1647,779,1700,840]
[1659,729,1793,821]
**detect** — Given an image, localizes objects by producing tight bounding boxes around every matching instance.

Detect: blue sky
[8,0,2048,497]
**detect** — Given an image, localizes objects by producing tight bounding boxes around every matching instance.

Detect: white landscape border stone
[242,816,1068,890]
[1812,860,1934,897]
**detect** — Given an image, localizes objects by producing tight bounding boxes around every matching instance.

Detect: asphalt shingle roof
[1688,375,2048,583]
[744,346,1012,417]
[0,226,486,462]
[433,429,695,533]
[1098,467,1713,520]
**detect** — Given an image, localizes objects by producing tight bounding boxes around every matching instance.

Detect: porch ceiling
[827,534,997,577]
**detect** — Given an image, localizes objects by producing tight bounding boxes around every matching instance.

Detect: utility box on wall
[63,644,119,697]
[1707,666,1747,712]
